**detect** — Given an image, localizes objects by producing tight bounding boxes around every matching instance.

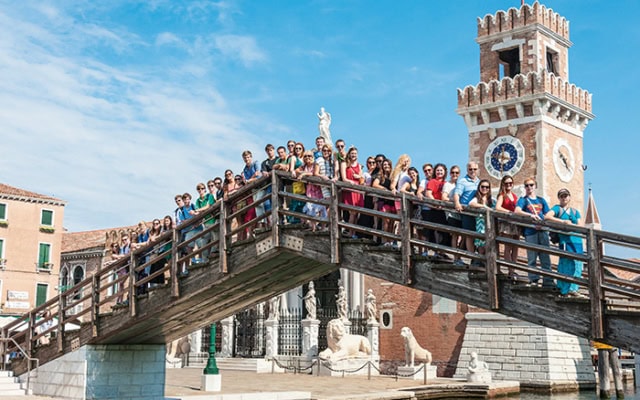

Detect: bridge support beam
[24,344,166,400]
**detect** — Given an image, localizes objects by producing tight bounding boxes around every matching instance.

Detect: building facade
[0,183,66,316]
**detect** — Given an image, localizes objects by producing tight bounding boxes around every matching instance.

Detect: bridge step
[215,357,276,373]
[0,374,25,396]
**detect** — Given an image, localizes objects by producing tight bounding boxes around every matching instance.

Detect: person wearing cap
[545,188,584,297]
[514,178,552,287]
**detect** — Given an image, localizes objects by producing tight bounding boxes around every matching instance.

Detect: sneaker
[453,259,466,267]
[526,280,541,287]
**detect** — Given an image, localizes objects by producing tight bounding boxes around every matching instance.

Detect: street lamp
[203,323,219,375]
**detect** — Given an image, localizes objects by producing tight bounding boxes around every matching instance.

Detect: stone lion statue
[318,319,371,361]
[166,336,191,367]
[401,326,432,367]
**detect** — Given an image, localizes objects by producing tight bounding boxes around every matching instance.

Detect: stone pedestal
[219,317,234,358]
[301,319,320,358]
[201,373,222,392]
[265,319,279,357]
[24,344,165,399]
[454,312,595,390]
[314,357,380,377]
[367,321,379,357]
[397,364,437,381]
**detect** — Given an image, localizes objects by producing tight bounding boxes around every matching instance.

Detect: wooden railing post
[219,199,228,273]
[271,171,280,247]
[91,274,98,337]
[400,193,411,285]
[57,291,64,352]
[128,251,136,317]
[26,311,33,356]
[587,228,604,339]
[485,209,499,310]
[170,228,179,298]
[330,181,340,264]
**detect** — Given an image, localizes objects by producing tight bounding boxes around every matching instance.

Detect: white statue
[268,296,280,321]
[302,281,317,320]
[400,327,432,367]
[336,285,348,322]
[365,289,377,323]
[317,107,332,144]
[318,319,371,362]
[467,351,492,383]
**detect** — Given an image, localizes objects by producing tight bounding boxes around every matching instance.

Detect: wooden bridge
[2,171,640,375]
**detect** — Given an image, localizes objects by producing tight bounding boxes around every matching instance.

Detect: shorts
[461,214,476,231]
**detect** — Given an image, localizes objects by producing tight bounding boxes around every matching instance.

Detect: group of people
[106,135,584,300]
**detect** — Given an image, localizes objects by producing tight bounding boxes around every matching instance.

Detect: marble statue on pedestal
[318,319,371,362]
[268,295,280,321]
[365,289,377,323]
[336,285,348,322]
[400,327,432,367]
[467,351,492,383]
[317,107,332,144]
[302,281,317,320]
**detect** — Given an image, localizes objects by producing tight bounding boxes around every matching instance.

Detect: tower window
[498,47,520,79]
[547,49,558,75]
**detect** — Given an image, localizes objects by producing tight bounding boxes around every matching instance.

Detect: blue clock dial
[490,143,517,172]
[484,136,525,179]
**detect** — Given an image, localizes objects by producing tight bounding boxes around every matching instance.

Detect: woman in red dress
[340,147,364,238]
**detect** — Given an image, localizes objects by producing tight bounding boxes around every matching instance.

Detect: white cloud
[0,5,276,232]
[155,32,186,48]
[214,34,267,67]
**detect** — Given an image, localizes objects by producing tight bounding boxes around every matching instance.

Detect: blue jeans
[524,231,552,285]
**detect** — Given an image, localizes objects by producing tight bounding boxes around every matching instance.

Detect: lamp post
[204,323,219,375]
[201,323,221,391]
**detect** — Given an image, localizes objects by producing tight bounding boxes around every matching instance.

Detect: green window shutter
[41,210,53,226]
[39,243,50,268]
[0,203,6,220]
[0,239,4,261]
[36,284,48,307]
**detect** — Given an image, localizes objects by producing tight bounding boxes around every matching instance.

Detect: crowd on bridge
[107,135,585,303]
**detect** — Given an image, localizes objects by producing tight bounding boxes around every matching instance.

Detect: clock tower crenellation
[457,1,593,213]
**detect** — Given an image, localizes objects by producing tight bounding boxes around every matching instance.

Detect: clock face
[553,138,575,182]
[484,136,525,179]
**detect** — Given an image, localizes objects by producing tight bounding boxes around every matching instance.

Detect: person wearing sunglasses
[515,178,552,288]
[545,188,583,297]
[469,179,495,264]
[496,175,521,281]
[453,162,481,263]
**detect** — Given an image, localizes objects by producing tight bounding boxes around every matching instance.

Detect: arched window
[60,267,69,292]
[72,266,85,300]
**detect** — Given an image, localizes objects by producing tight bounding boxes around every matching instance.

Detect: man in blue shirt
[453,162,480,265]
[515,178,552,287]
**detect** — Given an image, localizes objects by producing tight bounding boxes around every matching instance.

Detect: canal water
[518,385,638,400]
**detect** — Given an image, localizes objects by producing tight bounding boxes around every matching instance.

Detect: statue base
[314,357,380,377]
[468,371,492,383]
[201,373,222,392]
[397,364,437,380]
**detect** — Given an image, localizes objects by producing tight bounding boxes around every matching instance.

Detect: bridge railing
[2,170,640,363]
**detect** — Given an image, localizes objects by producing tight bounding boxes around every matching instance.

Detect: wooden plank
[401,193,412,284]
[171,228,179,298]
[271,171,280,247]
[128,250,136,318]
[330,182,340,264]
[219,198,228,274]
[485,209,499,310]
[587,228,604,339]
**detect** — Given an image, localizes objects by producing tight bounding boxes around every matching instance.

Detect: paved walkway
[166,368,458,399]
[5,368,491,399]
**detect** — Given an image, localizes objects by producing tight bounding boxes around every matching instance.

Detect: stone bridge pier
[23,344,166,400]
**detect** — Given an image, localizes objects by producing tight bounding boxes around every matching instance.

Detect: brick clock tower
[457,2,593,212]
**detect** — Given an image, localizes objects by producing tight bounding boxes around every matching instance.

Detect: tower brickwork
[457,1,593,212]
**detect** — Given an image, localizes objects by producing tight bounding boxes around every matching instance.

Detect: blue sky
[1,0,639,247]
